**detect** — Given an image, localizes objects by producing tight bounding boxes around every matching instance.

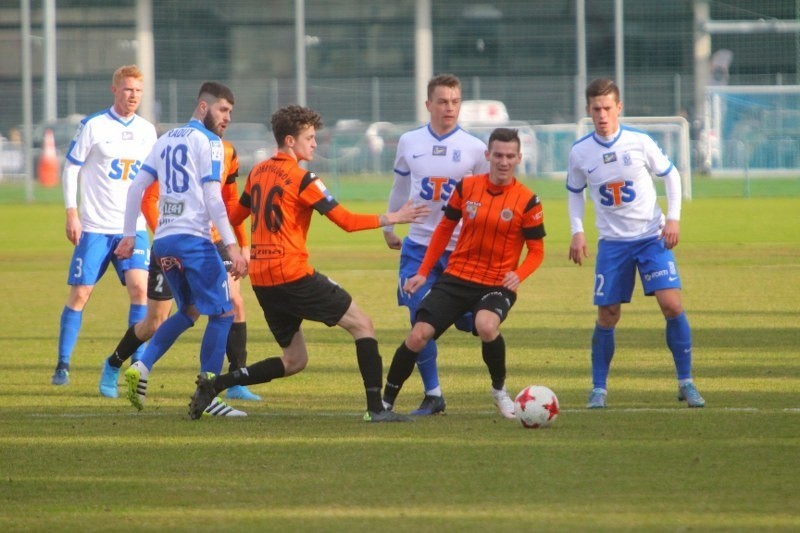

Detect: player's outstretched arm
[326,201,430,233]
[379,200,430,226]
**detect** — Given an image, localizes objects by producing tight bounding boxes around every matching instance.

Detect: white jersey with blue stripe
[390,124,489,250]
[65,107,157,233]
[566,126,674,241]
[138,119,224,241]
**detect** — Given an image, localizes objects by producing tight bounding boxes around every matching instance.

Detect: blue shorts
[594,236,681,306]
[153,234,232,316]
[66,231,149,286]
[397,238,451,310]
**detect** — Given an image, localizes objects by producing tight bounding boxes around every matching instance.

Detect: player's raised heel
[124,363,148,411]
[189,372,218,420]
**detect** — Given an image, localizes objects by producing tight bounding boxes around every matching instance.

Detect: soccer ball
[514,385,559,429]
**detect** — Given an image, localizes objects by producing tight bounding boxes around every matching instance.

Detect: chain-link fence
[2,0,800,200]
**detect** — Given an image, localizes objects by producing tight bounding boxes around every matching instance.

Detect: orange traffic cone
[38,127,59,187]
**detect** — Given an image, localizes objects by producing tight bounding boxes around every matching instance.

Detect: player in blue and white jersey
[566,78,704,409]
[53,65,158,386]
[382,74,490,416]
[115,81,248,417]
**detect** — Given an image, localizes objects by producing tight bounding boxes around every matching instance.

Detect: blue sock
[591,323,615,389]
[666,312,692,380]
[128,304,147,363]
[416,339,439,393]
[139,311,195,371]
[200,314,234,375]
[58,307,83,366]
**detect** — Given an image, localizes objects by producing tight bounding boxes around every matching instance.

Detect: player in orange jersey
[189,104,429,422]
[382,127,546,419]
[98,138,259,401]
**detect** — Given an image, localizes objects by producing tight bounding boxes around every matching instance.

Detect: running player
[382,73,490,416]
[382,127,546,419]
[188,104,429,422]
[98,139,259,401]
[116,81,247,417]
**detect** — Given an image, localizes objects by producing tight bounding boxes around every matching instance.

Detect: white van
[459,100,510,125]
[460,100,536,175]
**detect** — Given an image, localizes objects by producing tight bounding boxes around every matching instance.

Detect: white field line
[24,406,800,419]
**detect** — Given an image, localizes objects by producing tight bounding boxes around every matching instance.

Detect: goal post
[578,116,693,199]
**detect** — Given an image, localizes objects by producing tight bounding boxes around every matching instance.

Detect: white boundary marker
[26,407,799,419]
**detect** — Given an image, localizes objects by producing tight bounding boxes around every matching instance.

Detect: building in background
[1,0,798,176]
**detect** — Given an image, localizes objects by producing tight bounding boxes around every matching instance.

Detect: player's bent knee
[282,352,308,376]
[406,323,434,351]
[475,326,500,343]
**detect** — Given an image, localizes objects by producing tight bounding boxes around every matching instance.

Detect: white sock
[133,360,150,380]
[425,386,442,397]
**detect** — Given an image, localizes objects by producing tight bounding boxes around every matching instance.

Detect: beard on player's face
[203,114,223,136]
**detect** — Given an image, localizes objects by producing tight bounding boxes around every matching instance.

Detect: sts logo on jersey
[599,180,636,207]
[420,176,457,202]
[108,159,142,181]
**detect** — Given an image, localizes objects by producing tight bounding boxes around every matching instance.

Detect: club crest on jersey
[432,145,447,157]
[623,152,632,166]
[452,150,461,162]
[603,152,617,164]
[500,208,513,221]
[466,200,481,219]
[122,131,133,140]
[159,256,183,272]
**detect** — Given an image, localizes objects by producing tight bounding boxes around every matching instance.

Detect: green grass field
[1,184,799,531]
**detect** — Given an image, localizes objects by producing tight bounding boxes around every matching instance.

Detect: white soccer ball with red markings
[514,385,559,428]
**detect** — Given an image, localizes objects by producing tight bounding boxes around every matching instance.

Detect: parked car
[31,114,85,155]
[459,100,510,125]
[314,119,371,175]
